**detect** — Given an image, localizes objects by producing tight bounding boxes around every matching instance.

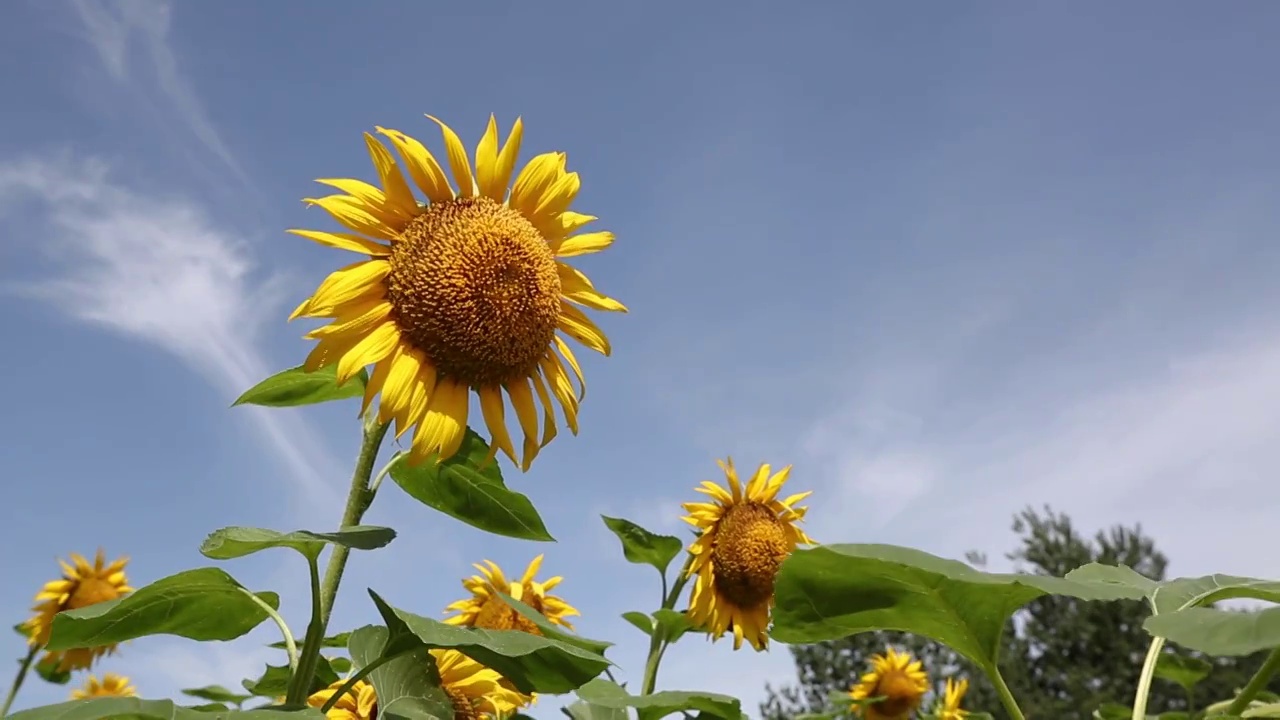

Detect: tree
[759,506,1279,719]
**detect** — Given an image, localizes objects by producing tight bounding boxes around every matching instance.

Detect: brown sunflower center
[868,672,925,718]
[386,197,561,388]
[66,578,121,610]
[446,686,480,720]
[473,594,543,635]
[709,502,790,609]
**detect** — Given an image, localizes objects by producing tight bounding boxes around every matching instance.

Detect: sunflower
[934,677,970,720]
[70,673,136,699]
[444,555,579,633]
[682,458,814,651]
[434,648,532,720]
[290,115,625,471]
[26,550,133,672]
[848,648,930,720]
[308,679,377,720]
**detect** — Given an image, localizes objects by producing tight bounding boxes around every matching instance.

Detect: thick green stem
[1226,645,1280,715]
[1,647,37,718]
[286,413,389,705]
[1131,637,1165,720]
[639,555,695,695]
[989,665,1026,720]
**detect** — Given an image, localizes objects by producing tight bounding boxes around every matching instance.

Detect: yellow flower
[445,555,580,633]
[308,679,377,720]
[70,673,136,699]
[682,458,815,651]
[290,115,625,471]
[26,549,133,672]
[435,648,532,720]
[848,648,930,720]
[935,677,970,720]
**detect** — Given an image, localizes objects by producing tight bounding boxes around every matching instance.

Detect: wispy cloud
[69,0,249,187]
[0,151,340,508]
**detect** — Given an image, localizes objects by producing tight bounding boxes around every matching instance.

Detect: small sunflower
[70,673,136,699]
[848,648,930,720]
[308,679,377,720]
[934,677,970,720]
[445,555,580,633]
[290,115,625,471]
[26,549,133,672]
[435,648,532,720]
[682,458,814,651]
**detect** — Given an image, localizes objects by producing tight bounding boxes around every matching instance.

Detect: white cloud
[69,0,247,185]
[0,151,340,508]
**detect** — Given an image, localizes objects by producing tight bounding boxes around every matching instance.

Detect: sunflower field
[4,116,1279,720]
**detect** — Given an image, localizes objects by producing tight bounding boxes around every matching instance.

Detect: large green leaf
[1067,564,1280,612]
[201,526,396,562]
[182,685,253,707]
[390,428,553,541]
[562,701,629,720]
[367,590,610,694]
[6,698,326,719]
[349,626,452,720]
[232,364,367,408]
[47,568,278,650]
[574,678,741,720]
[771,544,1144,673]
[243,657,338,698]
[269,632,351,650]
[601,516,683,576]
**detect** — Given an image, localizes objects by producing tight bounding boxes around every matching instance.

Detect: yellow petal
[529,369,559,448]
[557,263,627,312]
[336,322,400,384]
[539,353,579,435]
[557,302,611,355]
[553,231,613,258]
[375,126,454,203]
[533,171,581,224]
[287,229,390,257]
[303,195,398,241]
[521,555,545,585]
[364,132,419,214]
[545,210,597,242]
[313,178,410,227]
[292,260,390,320]
[362,351,395,418]
[399,364,436,440]
[475,115,524,201]
[410,378,469,463]
[552,336,586,402]
[303,331,362,373]
[426,115,475,198]
[376,346,422,425]
[306,298,392,339]
[509,152,564,219]
[479,385,517,465]
[505,376,541,470]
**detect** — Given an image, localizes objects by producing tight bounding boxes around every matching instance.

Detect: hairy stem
[1226,645,1280,715]
[0,647,37,718]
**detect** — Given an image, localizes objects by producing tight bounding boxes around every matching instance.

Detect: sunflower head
[435,648,532,720]
[307,679,378,720]
[848,648,930,720]
[70,673,136,700]
[26,549,133,672]
[682,458,815,652]
[444,555,580,633]
[290,115,626,472]
[935,677,970,720]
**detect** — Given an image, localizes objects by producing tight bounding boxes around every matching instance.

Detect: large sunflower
[290,115,625,470]
[682,458,814,651]
[70,673,136,700]
[848,648,929,720]
[434,648,531,720]
[444,555,579,633]
[307,679,377,720]
[26,550,133,672]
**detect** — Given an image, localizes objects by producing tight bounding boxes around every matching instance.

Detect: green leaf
[575,678,742,720]
[188,703,231,712]
[621,611,652,636]
[349,626,452,720]
[367,590,610,694]
[6,698,326,719]
[601,516,683,576]
[200,526,396,562]
[1066,564,1280,611]
[269,632,350,650]
[233,364,368,408]
[1152,651,1212,693]
[243,658,338,698]
[182,685,253,706]
[497,592,613,657]
[47,568,279,650]
[33,655,71,685]
[770,544,1145,674]
[327,656,352,674]
[1244,703,1280,718]
[390,428,554,541]
[651,609,693,644]
[563,701,629,720]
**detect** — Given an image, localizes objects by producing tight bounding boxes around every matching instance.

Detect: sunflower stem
[318,648,413,714]
[1225,645,1280,715]
[988,665,1026,720]
[239,587,298,673]
[1130,636,1165,720]
[287,412,389,706]
[639,555,695,695]
[1,647,37,718]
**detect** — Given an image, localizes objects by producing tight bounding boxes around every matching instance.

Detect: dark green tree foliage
[759,506,1280,720]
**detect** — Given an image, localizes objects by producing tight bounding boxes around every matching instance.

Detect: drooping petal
[557,263,628,312]
[479,385,517,465]
[557,301,612,355]
[553,231,614,257]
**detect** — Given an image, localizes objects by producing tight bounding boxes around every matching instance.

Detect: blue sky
[4,0,1280,715]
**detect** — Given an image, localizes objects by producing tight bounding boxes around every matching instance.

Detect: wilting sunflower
[308,679,377,720]
[934,677,970,720]
[290,115,625,470]
[434,648,531,720]
[682,458,814,651]
[26,550,133,672]
[848,648,930,720]
[444,555,579,633]
[70,673,136,699]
